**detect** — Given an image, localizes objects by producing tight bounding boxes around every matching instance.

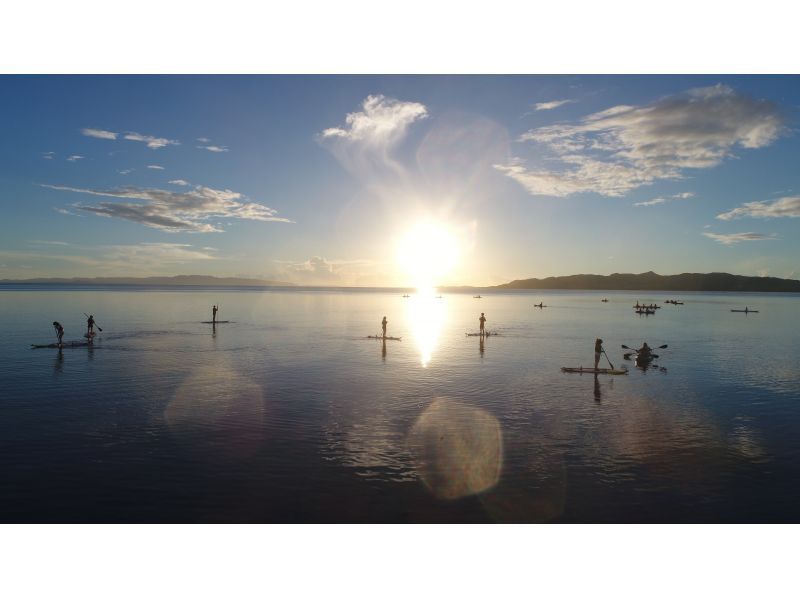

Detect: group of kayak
[562,338,666,375]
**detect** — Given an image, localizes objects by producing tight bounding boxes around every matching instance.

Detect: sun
[395,220,460,291]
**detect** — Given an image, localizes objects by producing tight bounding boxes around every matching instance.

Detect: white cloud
[42,152,55,159]
[280,256,375,285]
[717,196,800,220]
[322,94,427,145]
[197,137,211,143]
[124,132,179,149]
[29,240,69,246]
[702,231,777,245]
[634,191,695,207]
[169,179,190,186]
[82,128,118,140]
[320,94,428,177]
[42,183,292,233]
[147,165,165,170]
[66,155,84,162]
[498,85,784,198]
[118,169,134,175]
[197,145,229,153]
[533,99,575,111]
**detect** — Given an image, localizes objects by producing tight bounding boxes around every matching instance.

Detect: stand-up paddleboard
[84,331,97,339]
[466,331,499,336]
[32,340,95,349]
[201,320,232,323]
[367,335,401,341]
[561,366,628,375]
[730,309,758,313]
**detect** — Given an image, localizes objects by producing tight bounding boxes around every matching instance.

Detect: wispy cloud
[169,179,190,186]
[497,85,784,197]
[118,169,134,175]
[717,196,800,220]
[320,94,428,177]
[280,256,376,285]
[197,137,211,143]
[82,128,118,140]
[66,155,84,162]
[197,144,229,153]
[43,183,292,233]
[702,231,778,245]
[147,165,165,170]
[634,191,695,207]
[42,152,55,160]
[533,99,575,111]
[29,240,69,246]
[124,132,179,150]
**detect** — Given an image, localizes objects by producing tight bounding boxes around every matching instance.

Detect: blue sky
[1,75,798,285]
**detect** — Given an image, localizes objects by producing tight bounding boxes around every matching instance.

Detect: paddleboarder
[212,305,219,324]
[87,314,95,336]
[594,338,603,369]
[381,316,388,338]
[53,321,64,347]
[479,312,487,335]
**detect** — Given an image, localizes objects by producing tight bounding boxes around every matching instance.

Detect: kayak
[635,310,655,315]
[367,335,401,340]
[533,304,547,308]
[561,367,628,375]
[466,332,498,336]
[32,340,95,348]
[731,309,758,313]
[201,320,232,323]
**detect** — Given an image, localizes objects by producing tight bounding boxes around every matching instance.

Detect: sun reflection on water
[406,288,447,367]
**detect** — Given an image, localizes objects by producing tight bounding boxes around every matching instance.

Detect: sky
[1,75,798,286]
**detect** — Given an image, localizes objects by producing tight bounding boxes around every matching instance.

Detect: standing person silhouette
[594,338,603,369]
[53,321,64,347]
[479,312,487,336]
[87,314,95,336]
[381,316,388,338]
[212,305,218,324]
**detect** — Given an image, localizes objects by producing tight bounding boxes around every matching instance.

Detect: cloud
[498,85,784,197]
[533,99,575,111]
[320,94,428,177]
[147,165,165,170]
[66,155,84,162]
[124,132,179,149]
[82,128,118,140]
[118,169,134,175]
[53,207,82,217]
[169,179,190,186]
[197,145,229,153]
[29,240,69,246]
[634,191,695,207]
[42,152,55,159]
[197,137,211,143]
[41,183,292,233]
[702,231,777,245]
[717,196,800,220]
[280,256,375,285]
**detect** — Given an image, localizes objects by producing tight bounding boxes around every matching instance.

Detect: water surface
[0,287,798,522]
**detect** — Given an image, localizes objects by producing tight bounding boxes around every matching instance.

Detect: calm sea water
[0,286,798,522]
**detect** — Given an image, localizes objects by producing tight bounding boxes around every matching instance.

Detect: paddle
[83,313,102,332]
[601,348,615,369]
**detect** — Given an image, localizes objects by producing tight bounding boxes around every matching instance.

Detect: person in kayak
[479,312,487,335]
[212,305,218,324]
[637,342,652,359]
[87,314,95,335]
[381,316,388,338]
[53,321,64,346]
[594,338,603,369]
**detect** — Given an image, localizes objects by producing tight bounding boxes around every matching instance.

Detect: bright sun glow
[395,220,460,291]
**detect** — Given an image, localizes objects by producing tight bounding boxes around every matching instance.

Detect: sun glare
[395,220,460,291]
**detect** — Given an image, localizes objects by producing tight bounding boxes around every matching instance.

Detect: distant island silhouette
[493,271,800,292]
[3,271,800,292]
[0,275,293,287]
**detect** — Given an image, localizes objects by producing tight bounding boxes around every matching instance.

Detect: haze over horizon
[2,75,799,287]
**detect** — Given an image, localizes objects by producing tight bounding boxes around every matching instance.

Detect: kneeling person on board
[53,321,64,346]
[381,316,388,338]
[594,338,603,369]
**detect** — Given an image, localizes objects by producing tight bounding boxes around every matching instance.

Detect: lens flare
[395,220,459,290]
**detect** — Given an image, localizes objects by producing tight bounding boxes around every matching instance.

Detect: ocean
[0,286,798,522]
